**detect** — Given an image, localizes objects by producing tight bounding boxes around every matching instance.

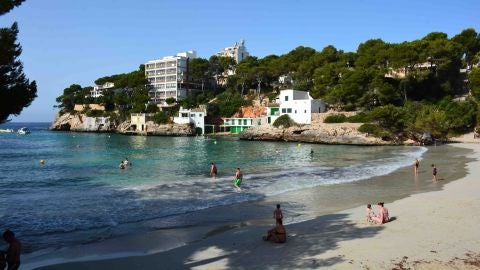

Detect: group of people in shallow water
[210,163,243,191]
[414,158,439,181]
[119,158,131,170]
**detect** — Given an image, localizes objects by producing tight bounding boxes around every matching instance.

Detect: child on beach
[274,204,283,225]
[234,168,243,191]
[366,204,374,224]
[431,164,437,181]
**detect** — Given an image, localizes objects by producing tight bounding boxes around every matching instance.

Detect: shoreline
[22,143,477,269]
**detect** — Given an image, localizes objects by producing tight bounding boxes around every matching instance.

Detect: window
[190,113,195,117]
[281,108,286,113]
[285,96,289,101]
[304,110,307,113]
[243,119,247,125]
[287,108,292,113]
[199,114,202,117]
[181,113,188,117]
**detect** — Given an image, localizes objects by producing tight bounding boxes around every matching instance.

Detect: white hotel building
[216,40,249,64]
[145,51,197,105]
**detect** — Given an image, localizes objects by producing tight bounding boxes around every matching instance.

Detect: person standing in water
[210,163,217,178]
[414,159,419,175]
[274,204,283,225]
[431,164,438,181]
[234,168,243,191]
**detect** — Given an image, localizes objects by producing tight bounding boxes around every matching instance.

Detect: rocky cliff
[51,113,195,136]
[239,123,394,145]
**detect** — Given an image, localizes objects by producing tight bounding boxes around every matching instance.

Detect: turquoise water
[0,122,426,252]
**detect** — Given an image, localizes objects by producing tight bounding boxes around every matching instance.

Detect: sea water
[0,122,426,252]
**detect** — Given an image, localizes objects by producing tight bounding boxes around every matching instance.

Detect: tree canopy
[0,20,37,123]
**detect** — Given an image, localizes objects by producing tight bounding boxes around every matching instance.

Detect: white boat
[17,127,31,135]
[0,128,14,133]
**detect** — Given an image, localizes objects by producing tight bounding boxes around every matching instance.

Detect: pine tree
[0,0,37,123]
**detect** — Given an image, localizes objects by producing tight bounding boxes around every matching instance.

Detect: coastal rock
[50,113,114,132]
[240,124,394,145]
[51,113,194,136]
[117,121,195,136]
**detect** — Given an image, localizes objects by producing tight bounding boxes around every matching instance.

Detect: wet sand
[25,144,477,269]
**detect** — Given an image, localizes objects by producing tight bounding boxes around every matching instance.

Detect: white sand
[30,143,480,270]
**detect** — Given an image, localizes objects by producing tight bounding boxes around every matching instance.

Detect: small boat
[0,128,14,133]
[17,127,31,135]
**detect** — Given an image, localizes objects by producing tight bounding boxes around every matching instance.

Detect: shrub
[165,97,176,105]
[145,104,159,113]
[358,123,390,138]
[152,112,170,124]
[324,114,347,123]
[347,112,369,123]
[273,114,296,128]
[85,109,104,117]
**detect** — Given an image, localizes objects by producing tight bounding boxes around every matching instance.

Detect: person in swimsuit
[3,230,21,270]
[414,159,419,175]
[273,204,283,225]
[119,161,125,170]
[234,168,242,191]
[263,219,286,243]
[431,164,437,181]
[372,203,385,224]
[366,204,374,223]
[210,163,217,178]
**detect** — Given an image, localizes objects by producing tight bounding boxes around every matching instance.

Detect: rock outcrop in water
[239,123,394,145]
[51,113,195,136]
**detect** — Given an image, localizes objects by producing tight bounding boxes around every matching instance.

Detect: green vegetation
[0,1,37,123]
[54,27,480,140]
[324,114,347,123]
[151,112,170,124]
[273,114,296,128]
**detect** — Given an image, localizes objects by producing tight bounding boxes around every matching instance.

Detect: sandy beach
[24,142,480,269]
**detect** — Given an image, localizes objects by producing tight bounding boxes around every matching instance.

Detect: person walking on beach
[3,230,21,270]
[431,164,438,181]
[414,159,419,175]
[274,204,283,225]
[234,168,243,191]
[210,163,217,178]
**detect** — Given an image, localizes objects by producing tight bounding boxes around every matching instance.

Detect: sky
[1,0,479,122]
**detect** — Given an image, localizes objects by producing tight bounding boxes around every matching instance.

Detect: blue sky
[1,0,479,122]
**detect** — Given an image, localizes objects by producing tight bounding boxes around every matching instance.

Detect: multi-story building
[216,40,249,64]
[145,51,197,105]
[90,82,114,98]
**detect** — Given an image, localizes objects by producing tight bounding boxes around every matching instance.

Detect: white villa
[278,89,326,124]
[215,89,325,134]
[145,51,197,105]
[131,113,147,132]
[90,82,115,98]
[173,106,207,134]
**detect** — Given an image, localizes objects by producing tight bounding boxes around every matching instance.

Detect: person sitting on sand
[366,204,375,223]
[263,219,286,243]
[372,202,389,224]
[3,230,21,270]
[274,204,283,225]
